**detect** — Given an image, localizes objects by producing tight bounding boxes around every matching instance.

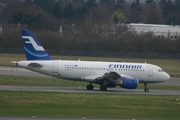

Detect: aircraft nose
[164,72,170,81]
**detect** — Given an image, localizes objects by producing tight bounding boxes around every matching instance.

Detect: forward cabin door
[53,62,59,73]
[147,65,153,77]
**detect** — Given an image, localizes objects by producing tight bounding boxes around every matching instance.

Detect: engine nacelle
[116,78,139,89]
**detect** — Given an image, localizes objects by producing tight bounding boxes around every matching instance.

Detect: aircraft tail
[21,30,53,60]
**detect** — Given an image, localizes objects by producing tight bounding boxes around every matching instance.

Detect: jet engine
[115,78,139,89]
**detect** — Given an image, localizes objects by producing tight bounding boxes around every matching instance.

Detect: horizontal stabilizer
[11,61,18,66]
[28,63,42,67]
[11,61,18,64]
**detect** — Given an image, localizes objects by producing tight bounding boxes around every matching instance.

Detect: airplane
[12,30,170,92]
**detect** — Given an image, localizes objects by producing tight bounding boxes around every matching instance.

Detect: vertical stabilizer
[21,30,53,60]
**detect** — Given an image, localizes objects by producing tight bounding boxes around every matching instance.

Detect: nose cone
[164,72,170,81]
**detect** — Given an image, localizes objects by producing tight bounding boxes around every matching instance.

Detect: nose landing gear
[144,83,149,92]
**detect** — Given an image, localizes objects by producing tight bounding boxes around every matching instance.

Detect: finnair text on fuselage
[109,64,142,69]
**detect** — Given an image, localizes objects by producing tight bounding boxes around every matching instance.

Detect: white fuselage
[17,60,170,84]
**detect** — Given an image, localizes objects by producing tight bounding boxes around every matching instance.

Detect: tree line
[1,0,180,30]
[1,0,180,58]
[1,30,180,58]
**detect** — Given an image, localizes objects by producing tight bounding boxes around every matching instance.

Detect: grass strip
[0,90,179,119]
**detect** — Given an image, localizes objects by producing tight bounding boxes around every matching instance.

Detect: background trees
[0,0,180,58]
[2,0,180,28]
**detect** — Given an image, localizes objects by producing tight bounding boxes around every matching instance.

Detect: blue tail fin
[21,30,53,60]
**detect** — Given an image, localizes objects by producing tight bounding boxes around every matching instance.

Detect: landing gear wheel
[86,84,94,90]
[100,86,107,91]
[144,88,149,92]
[144,83,149,92]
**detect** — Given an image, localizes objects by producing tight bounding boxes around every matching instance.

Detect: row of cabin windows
[65,67,145,71]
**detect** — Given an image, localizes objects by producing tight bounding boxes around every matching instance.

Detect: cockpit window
[158,69,163,72]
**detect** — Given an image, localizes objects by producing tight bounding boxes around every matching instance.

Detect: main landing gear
[144,83,149,92]
[86,84,94,90]
[86,83,107,91]
[100,86,107,91]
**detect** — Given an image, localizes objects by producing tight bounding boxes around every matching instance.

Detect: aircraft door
[53,62,59,73]
[147,65,153,77]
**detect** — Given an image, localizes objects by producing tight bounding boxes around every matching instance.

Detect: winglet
[21,30,53,60]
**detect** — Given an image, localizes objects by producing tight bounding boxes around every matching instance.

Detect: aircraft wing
[84,71,132,82]
[98,72,132,80]
[99,71,121,81]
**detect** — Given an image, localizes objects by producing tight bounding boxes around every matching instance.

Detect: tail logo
[22,36,44,51]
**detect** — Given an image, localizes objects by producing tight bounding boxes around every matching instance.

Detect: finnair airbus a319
[13,30,170,92]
